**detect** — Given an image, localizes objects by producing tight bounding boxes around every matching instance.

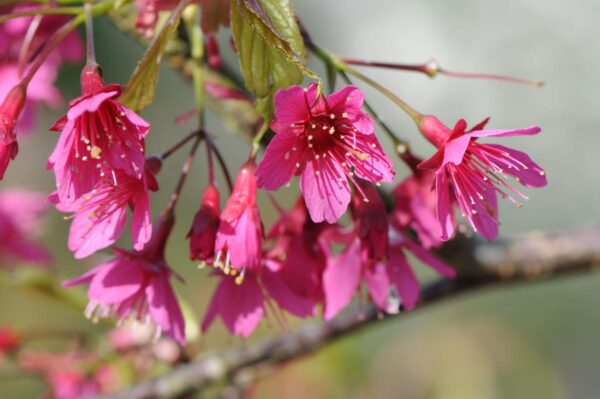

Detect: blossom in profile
[48,64,150,203]
[0,189,51,268]
[214,161,263,276]
[188,184,220,262]
[0,85,25,179]
[392,153,443,249]
[63,215,185,344]
[418,115,546,240]
[54,169,156,259]
[256,83,394,223]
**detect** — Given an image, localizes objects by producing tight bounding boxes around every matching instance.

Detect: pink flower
[54,169,156,259]
[264,199,329,317]
[201,271,265,337]
[63,215,186,344]
[188,184,220,262]
[351,180,388,262]
[214,161,263,275]
[392,154,443,249]
[323,229,455,319]
[0,189,51,267]
[256,83,394,223]
[48,64,150,203]
[418,115,547,240]
[0,84,25,179]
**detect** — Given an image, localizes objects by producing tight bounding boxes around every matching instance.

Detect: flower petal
[322,240,362,320]
[300,159,351,223]
[256,131,305,190]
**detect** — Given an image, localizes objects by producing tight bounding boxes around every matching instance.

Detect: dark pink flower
[418,115,547,240]
[256,83,394,223]
[48,64,150,203]
[63,215,186,344]
[0,189,51,267]
[323,229,455,319]
[392,154,443,249]
[0,84,26,179]
[188,184,220,262]
[351,180,388,262]
[201,271,265,337]
[55,169,156,259]
[0,326,19,354]
[214,161,263,275]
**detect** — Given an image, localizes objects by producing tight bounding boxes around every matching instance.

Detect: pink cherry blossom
[201,271,265,337]
[188,184,220,262]
[214,161,263,275]
[63,215,185,344]
[48,64,150,203]
[256,83,395,223]
[54,169,156,259]
[392,153,443,249]
[0,189,51,268]
[418,115,547,240]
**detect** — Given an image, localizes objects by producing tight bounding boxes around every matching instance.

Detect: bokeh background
[2,0,600,397]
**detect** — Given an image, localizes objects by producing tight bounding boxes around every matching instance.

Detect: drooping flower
[256,83,395,223]
[265,198,330,317]
[0,84,26,179]
[418,115,547,240]
[188,184,220,262]
[201,271,265,337]
[392,153,443,249]
[63,214,186,344]
[213,161,263,275]
[48,64,150,203]
[0,189,51,268]
[54,168,156,259]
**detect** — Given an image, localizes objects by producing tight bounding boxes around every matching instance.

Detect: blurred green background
[2,0,600,397]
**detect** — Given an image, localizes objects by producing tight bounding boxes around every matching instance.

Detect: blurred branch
[102,225,600,399]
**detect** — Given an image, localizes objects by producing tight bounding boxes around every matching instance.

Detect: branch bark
[101,225,600,399]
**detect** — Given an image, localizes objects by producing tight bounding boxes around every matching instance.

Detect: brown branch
[101,225,600,399]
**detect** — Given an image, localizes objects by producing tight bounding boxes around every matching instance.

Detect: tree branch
[102,225,600,399]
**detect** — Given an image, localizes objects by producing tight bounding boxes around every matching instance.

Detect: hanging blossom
[256,83,394,223]
[392,153,443,249]
[48,64,150,204]
[418,115,547,240]
[63,214,186,344]
[0,189,51,268]
[213,161,263,279]
[322,180,455,319]
[53,168,156,259]
[202,199,330,337]
[0,85,26,179]
[188,183,220,263]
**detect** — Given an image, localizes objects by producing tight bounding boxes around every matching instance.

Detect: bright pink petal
[300,160,351,223]
[146,273,186,344]
[327,85,364,119]
[364,262,392,312]
[220,276,264,337]
[466,125,541,139]
[262,267,316,318]
[386,250,419,310]
[87,259,143,304]
[256,131,305,190]
[68,206,128,259]
[322,240,362,320]
[435,170,456,241]
[131,190,152,251]
[66,91,119,120]
[481,144,547,187]
[272,85,312,126]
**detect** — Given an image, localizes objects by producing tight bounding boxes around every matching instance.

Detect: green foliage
[120,1,189,111]
[230,0,315,121]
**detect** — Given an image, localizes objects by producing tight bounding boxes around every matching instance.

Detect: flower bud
[188,184,221,262]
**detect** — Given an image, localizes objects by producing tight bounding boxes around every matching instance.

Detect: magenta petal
[66,91,119,120]
[352,133,395,183]
[327,85,364,118]
[483,144,547,187]
[201,278,226,333]
[466,125,541,139]
[386,250,419,310]
[146,273,186,344]
[256,131,305,190]
[300,160,351,223]
[272,85,312,126]
[87,259,143,304]
[262,268,316,318]
[466,184,499,240]
[322,240,362,320]
[131,191,152,251]
[442,135,471,166]
[221,276,264,337]
[435,170,456,241]
[68,206,127,259]
[364,262,392,312]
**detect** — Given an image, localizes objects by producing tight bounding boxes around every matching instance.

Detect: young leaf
[120,0,191,112]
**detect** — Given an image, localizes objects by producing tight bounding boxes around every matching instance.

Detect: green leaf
[120,0,190,111]
[231,0,315,121]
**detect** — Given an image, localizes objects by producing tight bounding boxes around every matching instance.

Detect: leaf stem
[0,6,81,23]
